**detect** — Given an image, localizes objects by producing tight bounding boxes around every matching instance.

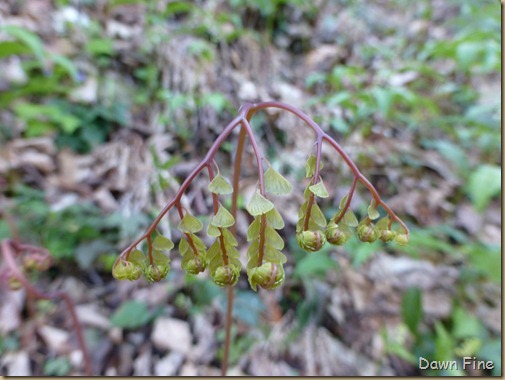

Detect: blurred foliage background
[0,0,501,376]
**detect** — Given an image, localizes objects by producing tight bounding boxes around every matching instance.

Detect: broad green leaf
[266,208,284,230]
[207,223,221,237]
[339,194,348,209]
[110,300,152,329]
[247,217,261,241]
[153,250,170,265]
[208,173,233,195]
[401,287,423,336]
[343,209,359,227]
[179,237,190,255]
[222,228,238,246]
[128,249,147,268]
[211,204,235,227]
[2,25,45,63]
[152,235,174,251]
[376,216,390,230]
[263,246,287,264]
[310,202,327,227]
[264,166,292,195]
[50,53,79,81]
[305,155,323,178]
[309,181,329,198]
[466,164,501,212]
[177,213,203,233]
[367,202,380,220]
[246,191,274,216]
[265,225,284,249]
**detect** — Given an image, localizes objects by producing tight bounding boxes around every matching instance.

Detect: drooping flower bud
[6,272,23,290]
[357,224,379,243]
[325,223,348,246]
[213,265,240,287]
[184,257,205,275]
[144,263,170,283]
[297,229,326,252]
[394,233,409,246]
[112,260,142,281]
[379,229,396,242]
[248,262,285,291]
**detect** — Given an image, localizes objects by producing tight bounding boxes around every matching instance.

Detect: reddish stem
[1,240,93,376]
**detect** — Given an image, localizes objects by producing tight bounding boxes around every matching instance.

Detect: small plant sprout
[113,101,409,375]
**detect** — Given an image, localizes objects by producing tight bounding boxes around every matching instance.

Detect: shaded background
[0,0,501,376]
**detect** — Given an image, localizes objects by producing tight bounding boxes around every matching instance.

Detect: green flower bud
[183,257,205,275]
[325,223,348,246]
[249,262,285,291]
[22,253,53,271]
[357,224,379,243]
[6,272,23,290]
[394,233,409,246]
[213,265,240,287]
[379,229,396,242]
[297,230,326,252]
[144,263,170,283]
[112,260,142,281]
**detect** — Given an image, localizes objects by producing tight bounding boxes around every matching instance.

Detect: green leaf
[110,300,152,329]
[207,223,221,237]
[339,194,348,209]
[401,287,423,336]
[264,166,292,195]
[208,173,233,195]
[367,202,380,220]
[343,209,359,227]
[50,53,79,81]
[376,216,390,230]
[305,155,323,178]
[246,191,274,216]
[434,322,454,362]
[152,235,174,251]
[310,202,327,227]
[247,217,261,241]
[466,164,501,212]
[266,208,285,230]
[153,250,170,265]
[265,225,284,249]
[294,250,337,278]
[308,181,329,198]
[177,213,203,233]
[211,204,235,227]
[2,25,46,63]
[128,249,148,268]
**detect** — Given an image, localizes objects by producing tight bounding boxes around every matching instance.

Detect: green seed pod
[213,265,240,287]
[325,223,348,246]
[112,260,142,281]
[394,233,409,246]
[357,224,379,243]
[379,229,396,242]
[249,262,285,291]
[297,229,326,252]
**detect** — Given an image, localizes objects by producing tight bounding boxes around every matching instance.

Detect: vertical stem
[221,120,248,376]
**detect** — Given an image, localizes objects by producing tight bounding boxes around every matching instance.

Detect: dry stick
[1,240,93,376]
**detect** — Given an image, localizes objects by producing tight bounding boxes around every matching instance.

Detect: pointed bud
[357,224,379,243]
[325,223,348,246]
[296,230,326,252]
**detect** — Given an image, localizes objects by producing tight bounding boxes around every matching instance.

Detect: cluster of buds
[296,155,409,253]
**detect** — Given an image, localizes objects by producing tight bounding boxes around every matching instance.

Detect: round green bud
[7,273,23,290]
[394,233,409,246]
[249,262,285,291]
[297,230,326,252]
[357,224,379,243]
[379,229,396,242]
[112,260,142,281]
[213,265,240,287]
[145,263,170,283]
[184,257,205,275]
[325,223,348,246]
